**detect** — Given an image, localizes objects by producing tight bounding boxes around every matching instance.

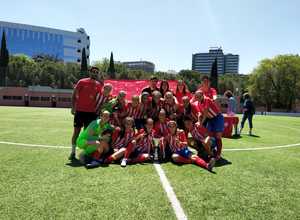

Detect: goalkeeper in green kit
[77,110,113,167]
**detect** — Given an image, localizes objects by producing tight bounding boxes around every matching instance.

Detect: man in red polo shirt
[69,66,103,160]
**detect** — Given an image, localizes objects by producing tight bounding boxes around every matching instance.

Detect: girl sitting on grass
[160,120,215,172]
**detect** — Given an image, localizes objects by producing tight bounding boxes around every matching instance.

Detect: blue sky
[1,0,300,74]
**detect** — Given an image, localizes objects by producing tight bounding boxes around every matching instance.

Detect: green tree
[218,74,249,96]
[0,31,9,86]
[93,58,109,78]
[248,55,300,111]
[178,70,204,92]
[80,48,88,78]
[5,54,81,89]
[107,52,116,79]
[8,55,37,86]
[210,58,218,90]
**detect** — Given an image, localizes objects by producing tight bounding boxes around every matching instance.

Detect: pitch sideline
[1,140,300,152]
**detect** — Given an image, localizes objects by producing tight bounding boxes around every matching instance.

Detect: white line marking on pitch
[154,163,188,220]
[1,141,300,152]
[0,141,69,149]
[223,143,300,151]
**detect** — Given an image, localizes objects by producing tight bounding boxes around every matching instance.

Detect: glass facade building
[0,21,90,63]
[192,48,239,74]
[224,54,239,74]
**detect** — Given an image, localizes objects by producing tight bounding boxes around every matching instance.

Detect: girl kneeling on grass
[104,117,136,165]
[76,111,113,166]
[120,118,155,167]
[183,116,217,159]
[161,120,215,172]
[195,90,224,161]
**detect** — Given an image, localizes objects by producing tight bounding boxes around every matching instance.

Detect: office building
[192,47,239,74]
[0,20,90,63]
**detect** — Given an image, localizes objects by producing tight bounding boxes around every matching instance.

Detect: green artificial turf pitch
[0,106,299,220]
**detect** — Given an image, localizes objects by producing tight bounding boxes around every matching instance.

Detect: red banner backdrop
[104,80,178,99]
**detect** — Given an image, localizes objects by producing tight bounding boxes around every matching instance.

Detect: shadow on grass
[215,157,232,167]
[249,134,260,138]
[65,158,83,167]
[229,134,242,139]
[229,134,261,139]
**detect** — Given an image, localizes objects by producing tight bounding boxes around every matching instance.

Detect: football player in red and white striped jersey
[154,109,170,138]
[126,95,141,119]
[160,121,215,171]
[110,91,128,127]
[178,96,200,128]
[183,116,217,157]
[104,117,136,164]
[195,90,224,160]
[95,83,113,115]
[162,92,179,120]
[149,91,163,122]
[121,118,155,167]
[126,93,150,129]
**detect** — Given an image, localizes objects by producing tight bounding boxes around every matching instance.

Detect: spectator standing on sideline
[224,90,238,135]
[69,66,103,160]
[239,93,255,136]
[224,90,237,116]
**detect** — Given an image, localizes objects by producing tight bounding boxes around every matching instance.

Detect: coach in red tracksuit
[69,67,103,160]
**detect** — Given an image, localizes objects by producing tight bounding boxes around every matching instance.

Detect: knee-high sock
[104,155,114,164]
[131,154,147,163]
[175,155,192,164]
[216,138,223,158]
[124,143,134,159]
[193,156,208,169]
[159,139,165,159]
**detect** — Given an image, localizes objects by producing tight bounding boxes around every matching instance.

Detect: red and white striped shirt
[95,92,112,114]
[112,128,135,149]
[197,97,221,119]
[179,103,199,122]
[162,99,178,117]
[189,123,208,142]
[126,102,141,119]
[149,99,163,120]
[126,102,149,119]
[164,130,187,153]
[135,129,154,153]
[154,119,170,138]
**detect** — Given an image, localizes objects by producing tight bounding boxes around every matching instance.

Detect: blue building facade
[192,47,239,74]
[0,21,90,63]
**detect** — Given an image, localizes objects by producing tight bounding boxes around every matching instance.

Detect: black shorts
[74,111,98,128]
